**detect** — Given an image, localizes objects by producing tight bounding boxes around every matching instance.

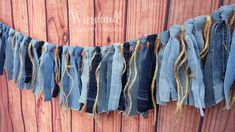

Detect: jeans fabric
[119,42,130,111]
[96,45,114,113]
[52,46,63,98]
[39,42,56,101]
[32,40,44,96]
[204,6,233,107]
[156,31,170,105]
[0,24,9,75]
[158,25,181,103]
[86,46,101,114]
[184,19,205,115]
[108,43,125,111]
[13,32,23,84]
[5,28,15,80]
[59,46,83,110]
[137,35,157,116]
[18,36,32,90]
[80,47,95,104]
[125,40,139,116]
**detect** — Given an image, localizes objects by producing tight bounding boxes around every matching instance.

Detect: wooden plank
[157,0,220,132]
[123,0,169,131]
[201,101,235,132]
[46,0,70,132]
[0,0,14,131]
[11,0,33,131]
[0,73,13,132]
[27,0,50,132]
[167,0,220,27]
[93,0,126,131]
[67,0,95,132]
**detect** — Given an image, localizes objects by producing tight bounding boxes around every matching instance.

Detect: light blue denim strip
[156,30,169,105]
[13,32,23,84]
[224,27,235,110]
[193,16,206,52]
[39,42,56,101]
[159,25,181,102]
[79,47,95,104]
[31,39,41,96]
[108,43,124,111]
[184,19,205,115]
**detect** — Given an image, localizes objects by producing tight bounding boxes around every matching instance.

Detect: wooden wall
[0,0,235,132]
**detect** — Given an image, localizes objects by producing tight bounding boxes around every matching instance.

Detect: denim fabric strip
[0,24,9,75]
[39,42,56,101]
[97,45,114,113]
[79,47,95,104]
[193,16,206,52]
[13,32,23,83]
[224,27,235,110]
[137,35,156,116]
[59,46,69,107]
[119,42,130,111]
[5,28,15,80]
[156,31,169,105]
[108,43,124,111]
[204,7,233,107]
[125,40,139,115]
[32,40,44,96]
[25,38,33,84]
[159,25,181,102]
[67,46,83,110]
[184,19,205,115]
[86,46,101,114]
[18,36,32,90]
[53,46,63,98]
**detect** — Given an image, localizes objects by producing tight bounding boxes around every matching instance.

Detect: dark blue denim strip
[86,46,101,114]
[137,35,157,116]
[119,42,130,111]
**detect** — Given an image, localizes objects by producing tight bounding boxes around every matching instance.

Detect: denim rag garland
[0,5,235,122]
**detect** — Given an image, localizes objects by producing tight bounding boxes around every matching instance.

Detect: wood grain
[46,0,70,132]
[0,0,235,132]
[0,0,14,131]
[68,0,95,131]
[93,0,126,131]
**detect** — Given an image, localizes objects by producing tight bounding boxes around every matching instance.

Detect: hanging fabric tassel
[155,31,170,105]
[108,43,125,111]
[38,42,56,101]
[52,46,63,98]
[79,47,95,106]
[0,24,9,75]
[5,28,15,80]
[13,32,23,84]
[150,36,161,124]
[31,40,44,96]
[223,5,235,110]
[204,5,234,107]
[119,42,130,111]
[158,25,181,103]
[86,46,101,114]
[137,35,157,117]
[184,19,205,116]
[17,36,31,89]
[174,27,187,111]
